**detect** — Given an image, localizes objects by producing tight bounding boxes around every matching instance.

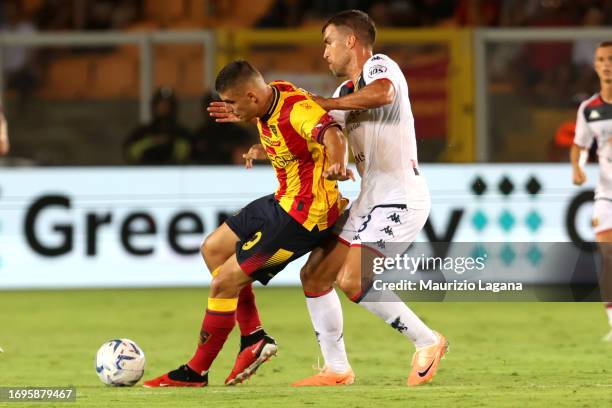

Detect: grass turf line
[0,287,610,407]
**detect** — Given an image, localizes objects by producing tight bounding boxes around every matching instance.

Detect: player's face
[323,25,352,77]
[219,86,258,122]
[594,46,612,85]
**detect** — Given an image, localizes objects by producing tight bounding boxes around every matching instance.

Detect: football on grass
[95,339,145,386]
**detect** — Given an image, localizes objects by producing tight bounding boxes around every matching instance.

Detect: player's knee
[337,271,361,301]
[300,264,333,293]
[210,276,222,295]
[210,273,232,297]
[300,263,315,286]
[201,235,219,262]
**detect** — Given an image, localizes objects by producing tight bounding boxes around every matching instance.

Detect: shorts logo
[368,65,387,77]
[242,231,262,250]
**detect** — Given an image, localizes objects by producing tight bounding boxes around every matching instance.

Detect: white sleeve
[362,54,400,89]
[573,102,594,148]
[328,83,348,128]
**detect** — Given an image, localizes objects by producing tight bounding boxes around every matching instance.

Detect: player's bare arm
[320,126,354,181]
[242,143,268,169]
[0,109,9,156]
[570,144,587,185]
[312,79,395,111]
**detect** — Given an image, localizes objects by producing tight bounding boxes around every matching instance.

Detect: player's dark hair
[215,59,261,93]
[322,10,376,47]
[598,41,612,48]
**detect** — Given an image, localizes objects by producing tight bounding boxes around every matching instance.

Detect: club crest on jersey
[269,124,279,137]
[368,65,387,78]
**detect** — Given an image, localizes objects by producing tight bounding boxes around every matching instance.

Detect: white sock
[358,290,437,348]
[606,303,612,327]
[305,289,351,373]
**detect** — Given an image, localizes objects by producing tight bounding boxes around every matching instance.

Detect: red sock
[188,299,236,375]
[236,283,263,336]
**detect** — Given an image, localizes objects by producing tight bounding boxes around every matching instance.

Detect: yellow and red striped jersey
[257,80,346,231]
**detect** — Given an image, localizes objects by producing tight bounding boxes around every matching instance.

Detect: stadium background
[0,1,611,406]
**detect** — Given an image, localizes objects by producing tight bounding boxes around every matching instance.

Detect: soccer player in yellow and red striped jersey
[144,60,353,388]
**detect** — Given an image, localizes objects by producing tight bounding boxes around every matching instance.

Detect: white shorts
[593,199,612,235]
[333,204,430,258]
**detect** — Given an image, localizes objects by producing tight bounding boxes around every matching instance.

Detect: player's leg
[338,207,446,386]
[143,255,252,387]
[596,228,612,341]
[592,200,612,340]
[200,223,238,271]
[292,237,354,386]
[203,222,267,348]
[336,245,439,347]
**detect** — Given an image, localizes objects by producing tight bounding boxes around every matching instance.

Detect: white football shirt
[329,54,430,216]
[574,93,612,200]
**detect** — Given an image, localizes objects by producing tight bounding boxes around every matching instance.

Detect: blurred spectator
[192,92,255,164]
[79,0,140,30]
[35,0,140,31]
[36,0,74,30]
[454,0,500,26]
[124,87,193,165]
[256,0,306,28]
[411,0,458,26]
[1,1,40,106]
[572,5,606,101]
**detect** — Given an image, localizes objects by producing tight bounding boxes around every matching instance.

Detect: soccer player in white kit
[571,41,612,341]
[293,10,448,386]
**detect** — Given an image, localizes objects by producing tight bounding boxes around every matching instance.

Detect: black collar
[356,73,366,90]
[261,85,280,122]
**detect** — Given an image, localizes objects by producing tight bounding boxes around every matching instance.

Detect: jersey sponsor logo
[270,153,297,168]
[242,231,262,250]
[368,65,387,78]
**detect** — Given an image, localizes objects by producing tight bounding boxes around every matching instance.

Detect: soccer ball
[95,339,145,386]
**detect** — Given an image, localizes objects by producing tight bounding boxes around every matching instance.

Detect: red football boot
[225,335,278,385]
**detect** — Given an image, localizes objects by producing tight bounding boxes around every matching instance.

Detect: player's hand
[0,110,8,156]
[573,168,586,185]
[242,144,266,169]
[207,101,240,123]
[323,163,355,181]
[310,94,334,111]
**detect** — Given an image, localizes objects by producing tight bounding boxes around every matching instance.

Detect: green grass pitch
[0,287,611,407]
